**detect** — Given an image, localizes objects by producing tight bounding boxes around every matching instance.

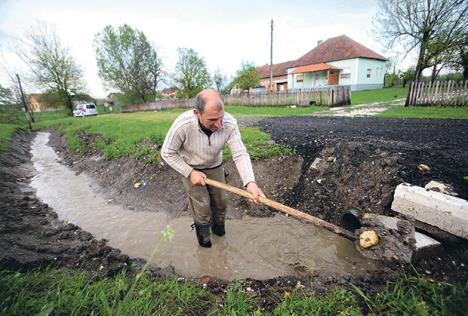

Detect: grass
[351,87,408,105]
[376,106,468,119]
[0,123,20,152]
[1,268,466,315]
[0,269,211,315]
[33,108,295,163]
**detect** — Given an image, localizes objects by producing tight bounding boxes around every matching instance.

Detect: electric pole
[16,74,33,130]
[269,19,273,93]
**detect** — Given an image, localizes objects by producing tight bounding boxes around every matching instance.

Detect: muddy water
[30,132,374,280]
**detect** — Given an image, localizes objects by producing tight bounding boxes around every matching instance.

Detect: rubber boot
[192,223,212,248]
[212,222,225,236]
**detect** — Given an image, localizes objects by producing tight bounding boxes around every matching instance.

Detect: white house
[257,35,387,91]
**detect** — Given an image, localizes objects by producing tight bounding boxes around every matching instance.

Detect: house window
[296,74,304,82]
[367,68,372,78]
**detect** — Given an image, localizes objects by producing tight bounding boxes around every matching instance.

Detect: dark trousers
[181,165,227,225]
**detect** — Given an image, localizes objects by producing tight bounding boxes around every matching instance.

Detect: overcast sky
[0,0,408,98]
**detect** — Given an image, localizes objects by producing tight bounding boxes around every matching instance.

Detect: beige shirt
[161,110,255,186]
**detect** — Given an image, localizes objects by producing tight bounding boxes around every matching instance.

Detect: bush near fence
[121,86,351,113]
[407,80,468,106]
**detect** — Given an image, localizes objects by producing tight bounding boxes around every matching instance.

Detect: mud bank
[0,130,134,276]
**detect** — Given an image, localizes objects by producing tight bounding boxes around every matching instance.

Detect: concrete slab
[391,183,468,240]
[413,232,442,261]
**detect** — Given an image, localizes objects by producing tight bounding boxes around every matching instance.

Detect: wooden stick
[205,178,356,241]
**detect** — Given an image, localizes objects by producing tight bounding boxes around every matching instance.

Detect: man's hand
[246,182,265,205]
[189,170,207,185]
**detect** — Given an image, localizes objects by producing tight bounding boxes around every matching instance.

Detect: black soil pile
[0,130,132,276]
[260,116,468,223]
[259,116,468,282]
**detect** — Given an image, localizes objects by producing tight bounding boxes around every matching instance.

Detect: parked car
[73,104,98,117]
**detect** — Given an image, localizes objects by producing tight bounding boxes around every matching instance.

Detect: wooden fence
[121,98,193,113]
[225,86,351,107]
[121,86,351,113]
[407,80,468,106]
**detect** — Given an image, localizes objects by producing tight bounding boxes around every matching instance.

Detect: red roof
[291,63,339,74]
[294,35,387,67]
[256,60,295,79]
[256,35,386,79]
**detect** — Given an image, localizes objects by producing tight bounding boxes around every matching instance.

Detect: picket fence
[407,80,468,106]
[224,86,351,107]
[121,86,351,113]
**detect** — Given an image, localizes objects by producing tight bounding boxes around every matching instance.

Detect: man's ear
[193,109,201,117]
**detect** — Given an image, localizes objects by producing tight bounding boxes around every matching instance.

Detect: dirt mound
[283,142,401,225]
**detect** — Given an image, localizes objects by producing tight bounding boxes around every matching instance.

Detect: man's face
[194,105,224,132]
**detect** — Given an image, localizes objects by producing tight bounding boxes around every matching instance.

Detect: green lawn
[351,87,408,105]
[377,106,468,119]
[0,123,20,152]
[32,108,294,163]
[1,268,466,315]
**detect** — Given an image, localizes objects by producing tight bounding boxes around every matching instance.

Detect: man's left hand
[246,182,265,205]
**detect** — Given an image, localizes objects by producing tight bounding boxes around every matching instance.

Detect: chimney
[317,40,323,46]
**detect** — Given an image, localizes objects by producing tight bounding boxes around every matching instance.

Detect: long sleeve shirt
[161,110,255,186]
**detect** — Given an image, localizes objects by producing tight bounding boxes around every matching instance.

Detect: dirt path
[312,99,405,117]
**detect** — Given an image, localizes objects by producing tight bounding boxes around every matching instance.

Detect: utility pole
[16,74,33,130]
[269,19,273,93]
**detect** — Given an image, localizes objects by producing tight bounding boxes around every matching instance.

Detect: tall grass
[2,269,465,315]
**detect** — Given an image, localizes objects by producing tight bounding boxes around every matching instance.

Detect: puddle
[30,132,375,280]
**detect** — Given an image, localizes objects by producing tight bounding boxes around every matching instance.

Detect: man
[161,89,264,248]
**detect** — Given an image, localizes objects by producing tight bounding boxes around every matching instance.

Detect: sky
[0,0,410,98]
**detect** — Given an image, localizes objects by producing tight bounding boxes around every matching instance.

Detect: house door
[328,71,339,85]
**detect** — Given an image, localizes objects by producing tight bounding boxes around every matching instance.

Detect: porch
[289,63,341,89]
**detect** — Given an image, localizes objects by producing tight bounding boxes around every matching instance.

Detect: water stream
[30,132,374,280]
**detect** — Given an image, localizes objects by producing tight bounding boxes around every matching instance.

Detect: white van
[73,104,98,117]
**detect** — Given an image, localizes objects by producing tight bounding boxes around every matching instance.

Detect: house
[28,94,49,112]
[161,87,179,98]
[257,35,387,91]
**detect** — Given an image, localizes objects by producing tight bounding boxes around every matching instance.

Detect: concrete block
[391,183,468,240]
[412,232,442,261]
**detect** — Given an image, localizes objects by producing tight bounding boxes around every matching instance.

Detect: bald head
[195,89,224,113]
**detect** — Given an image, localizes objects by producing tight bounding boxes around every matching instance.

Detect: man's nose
[214,120,222,129]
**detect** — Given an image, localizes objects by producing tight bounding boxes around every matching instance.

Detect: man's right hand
[189,170,206,185]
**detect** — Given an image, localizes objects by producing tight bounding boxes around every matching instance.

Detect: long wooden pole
[205,178,356,241]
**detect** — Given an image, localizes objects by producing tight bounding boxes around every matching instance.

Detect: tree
[212,68,227,92]
[23,21,84,115]
[94,24,163,104]
[232,62,260,91]
[447,32,468,80]
[173,48,211,98]
[373,0,467,84]
[400,67,416,88]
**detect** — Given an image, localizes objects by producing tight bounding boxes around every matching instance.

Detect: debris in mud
[418,163,431,173]
[356,214,415,263]
[425,180,458,196]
